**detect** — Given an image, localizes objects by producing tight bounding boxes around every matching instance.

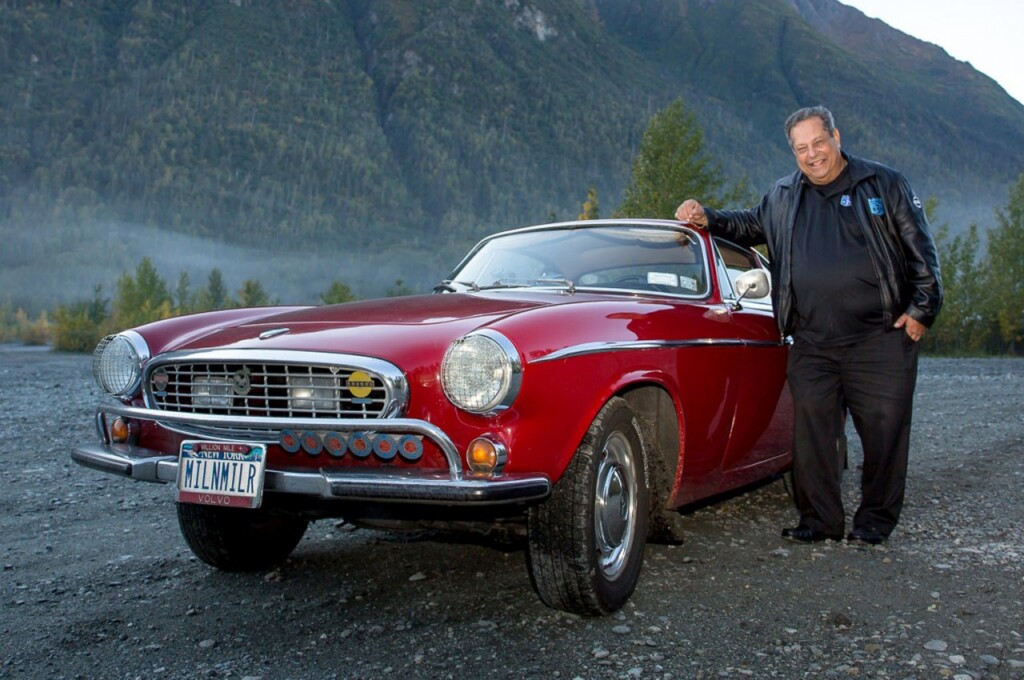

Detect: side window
[713,237,766,298]
[711,242,736,299]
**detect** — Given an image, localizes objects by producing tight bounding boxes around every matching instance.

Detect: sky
[841,0,1024,106]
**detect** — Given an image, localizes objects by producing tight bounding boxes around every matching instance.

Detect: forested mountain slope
[2,0,1021,305]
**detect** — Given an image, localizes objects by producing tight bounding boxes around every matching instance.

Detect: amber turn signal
[110,417,131,444]
[466,437,508,475]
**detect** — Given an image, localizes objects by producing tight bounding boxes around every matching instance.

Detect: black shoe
[847,527,887,545]
[781,525,843,543]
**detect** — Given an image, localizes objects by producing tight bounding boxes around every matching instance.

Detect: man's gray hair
[784,106,836,146]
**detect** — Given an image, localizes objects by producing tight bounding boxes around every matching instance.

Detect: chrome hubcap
[594,431,637,580]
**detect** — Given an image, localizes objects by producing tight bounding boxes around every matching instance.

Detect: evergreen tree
[237,279,270,307]
[386,279,415,297]
[927,223,986,354]
[984,173,1024,353]
[617,98,746,219]
[0,302,15,343]
[196,269,230,311]
[53,286,109,351]
[175,271,193,314]
[320,281,357,305]
[578,188,600,220]
[112,258,173,329]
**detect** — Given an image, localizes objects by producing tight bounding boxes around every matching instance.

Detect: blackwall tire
[526,397,650,615]
[176,503,308,572]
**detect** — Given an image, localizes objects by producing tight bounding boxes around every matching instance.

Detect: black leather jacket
[704,153,943,339]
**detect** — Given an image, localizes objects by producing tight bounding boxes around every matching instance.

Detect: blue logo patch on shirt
[840,195,852,207]
[867,198,885,216]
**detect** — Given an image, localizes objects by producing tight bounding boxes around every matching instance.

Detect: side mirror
[733,269,770,307]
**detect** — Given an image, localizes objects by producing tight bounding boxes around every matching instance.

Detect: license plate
[177,441,267,509]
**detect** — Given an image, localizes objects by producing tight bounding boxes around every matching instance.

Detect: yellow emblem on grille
[346,371,374,399]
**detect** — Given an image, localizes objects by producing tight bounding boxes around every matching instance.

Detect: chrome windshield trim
[474,286,712,301]
[445,220,714,300]
[531,338,784,364]
[92,403,464,478]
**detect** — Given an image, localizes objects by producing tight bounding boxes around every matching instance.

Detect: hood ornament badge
[259,327,290,340]
[232,367,252,395]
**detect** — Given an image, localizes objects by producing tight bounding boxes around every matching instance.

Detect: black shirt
[790,166,884,347]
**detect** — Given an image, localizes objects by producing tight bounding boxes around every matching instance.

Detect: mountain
[595,0,1024,198]
[2,0,1022,309]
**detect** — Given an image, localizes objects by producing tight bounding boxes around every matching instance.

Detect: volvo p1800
[74,219,792,615]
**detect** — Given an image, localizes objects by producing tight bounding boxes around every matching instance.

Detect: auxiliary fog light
[109,416,133,444]
[466,437,508,476]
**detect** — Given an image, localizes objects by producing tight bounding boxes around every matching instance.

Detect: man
[676,106,942,545]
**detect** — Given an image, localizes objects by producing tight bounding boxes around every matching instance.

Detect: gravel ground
[0,346,1022,680]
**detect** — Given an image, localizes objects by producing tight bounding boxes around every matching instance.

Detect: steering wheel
[612,275,647,286]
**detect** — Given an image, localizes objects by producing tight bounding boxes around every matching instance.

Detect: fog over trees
[2,2,1022,353]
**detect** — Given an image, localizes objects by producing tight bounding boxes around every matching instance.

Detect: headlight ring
[441,330,522,414]
[92,331,150,398]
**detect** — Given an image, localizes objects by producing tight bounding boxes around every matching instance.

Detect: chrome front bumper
[72,404,551,506]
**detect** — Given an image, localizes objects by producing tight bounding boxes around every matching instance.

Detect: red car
[74,219,791,615]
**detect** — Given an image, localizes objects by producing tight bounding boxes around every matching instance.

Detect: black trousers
[786,329,920,537]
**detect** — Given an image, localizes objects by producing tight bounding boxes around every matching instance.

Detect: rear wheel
[527,397,650,615]
[177,503,308,572]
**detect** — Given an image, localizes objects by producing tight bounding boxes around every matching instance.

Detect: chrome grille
[150,363,387,417]
[143,350,407,441]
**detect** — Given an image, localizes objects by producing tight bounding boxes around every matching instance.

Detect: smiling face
[789,117,845,185]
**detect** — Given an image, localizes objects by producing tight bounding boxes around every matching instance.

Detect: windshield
[447,224,709,297]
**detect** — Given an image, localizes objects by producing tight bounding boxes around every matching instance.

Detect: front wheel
[177,503,308,572]
[526,397,650,615]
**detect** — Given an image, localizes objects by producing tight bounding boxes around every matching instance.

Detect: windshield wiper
[478,278,576,293]
[433,279,479,293]
[477,281,527,290]
[532,277,576,293]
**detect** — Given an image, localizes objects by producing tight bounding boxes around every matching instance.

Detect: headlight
[192,376,235,408]
[92,332,149,398]
[441,330,522,414]
[288,376,338,412]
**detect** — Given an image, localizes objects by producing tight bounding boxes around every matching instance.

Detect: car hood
[165,293,553,360]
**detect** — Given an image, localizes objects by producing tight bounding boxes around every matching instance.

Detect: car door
[712,238,792,480]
